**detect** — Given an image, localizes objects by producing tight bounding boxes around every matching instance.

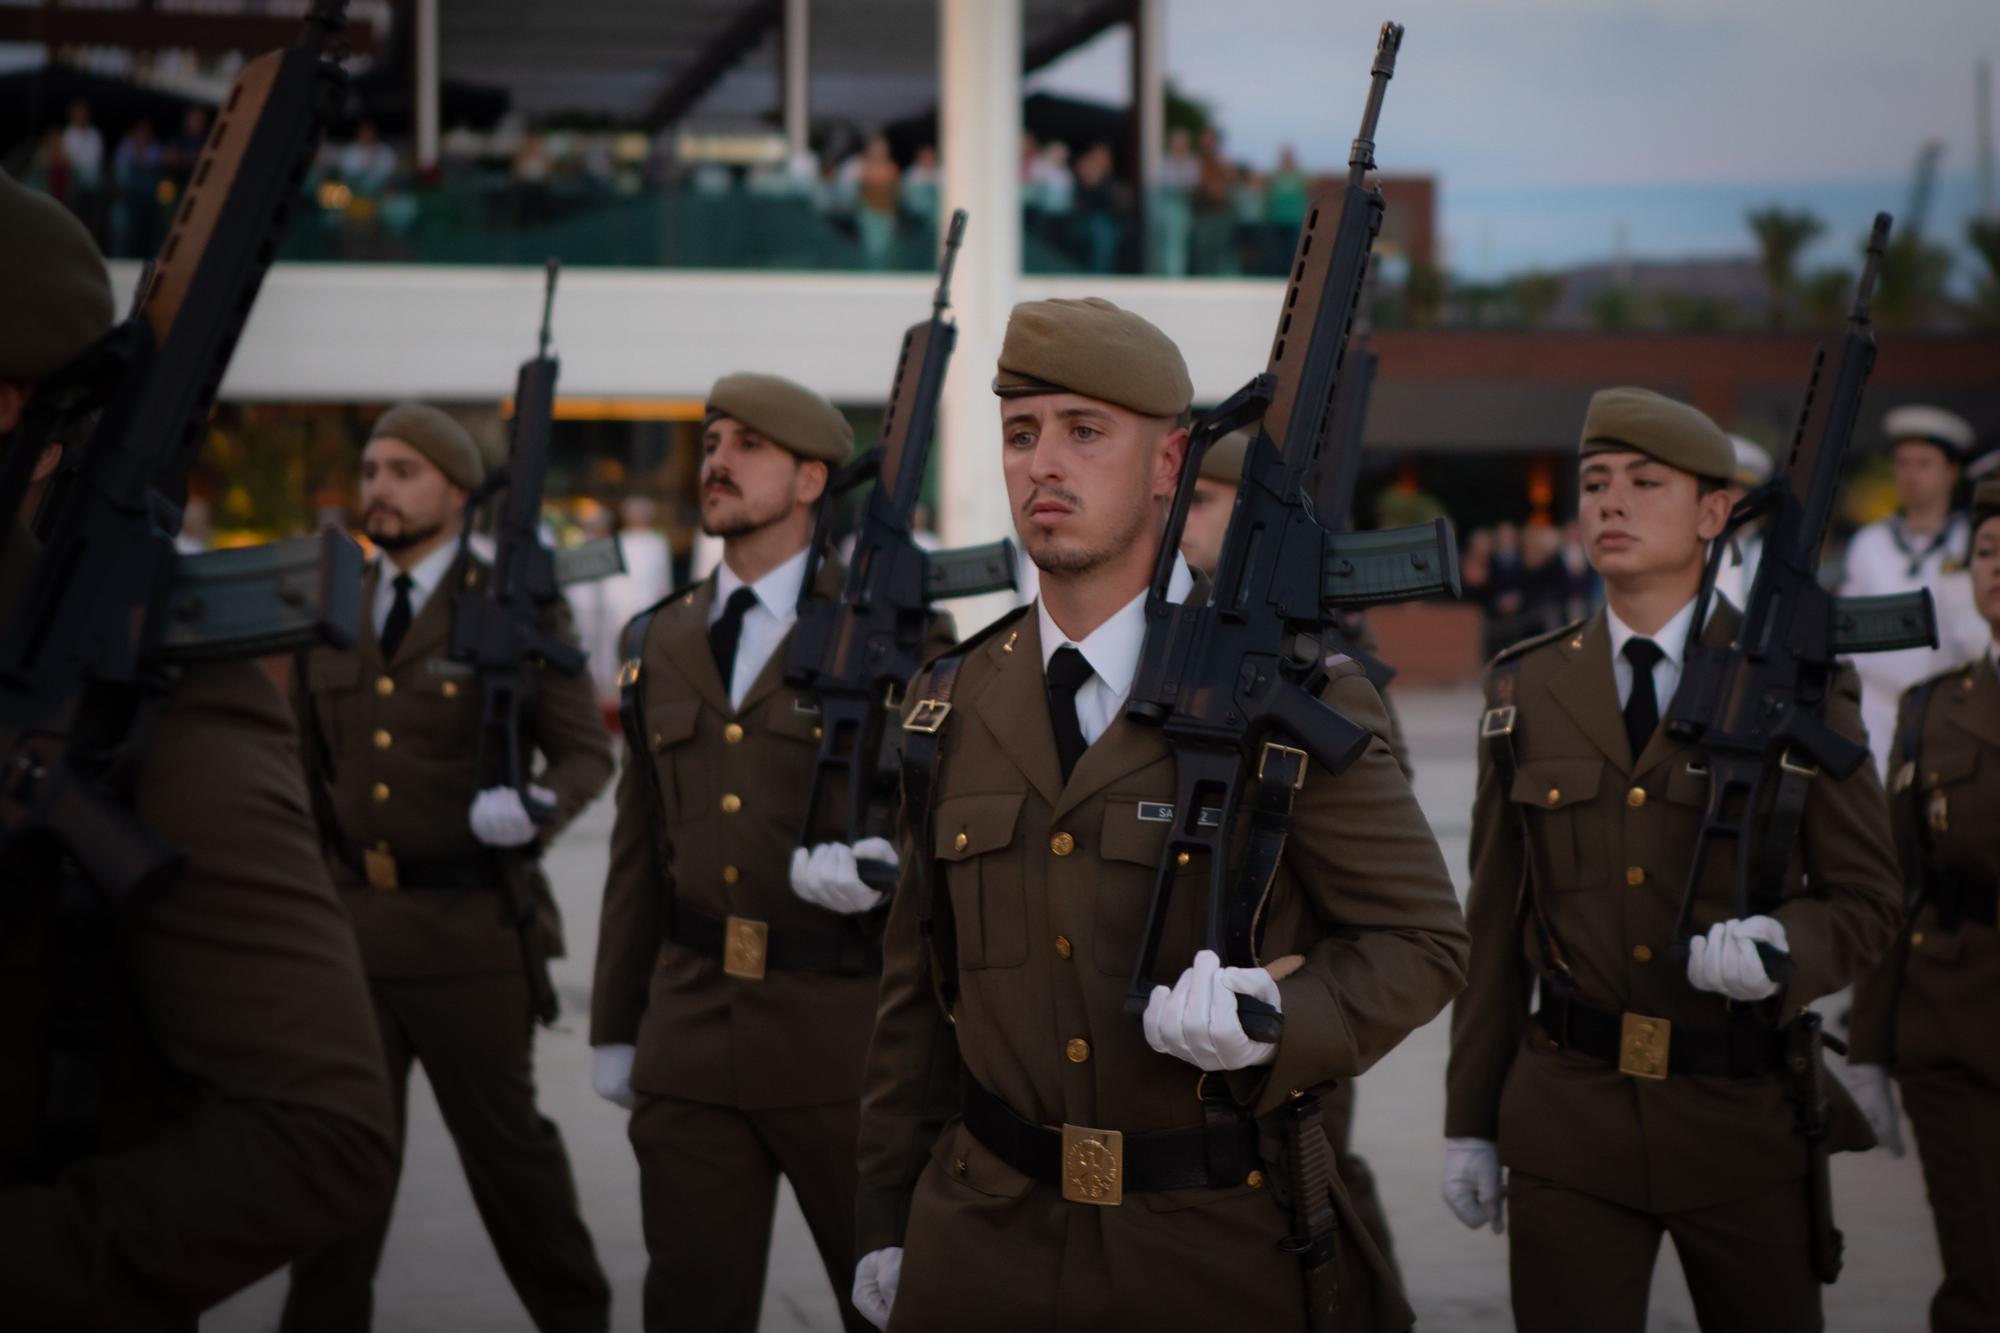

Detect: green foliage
[1401,260,1446,328]
[1163,80,1214,140]
[1800,266,1856,329]
[1745,206,1824,330]
[1654,291,1738,333]
[1505,271,1564,329]
[1873,231,1954,331]
[1587,285,1641,332]
[1964,217,2000,332]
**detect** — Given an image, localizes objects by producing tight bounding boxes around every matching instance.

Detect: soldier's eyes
[1073,425,1099,442]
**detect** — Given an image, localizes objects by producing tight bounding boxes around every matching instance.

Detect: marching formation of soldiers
[3,70,1998,1333]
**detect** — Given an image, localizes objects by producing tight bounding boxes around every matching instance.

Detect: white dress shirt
[1606,594,1701,714]
[709,545,810,710]
[1037,558,1197,746]
[372,540,461,640]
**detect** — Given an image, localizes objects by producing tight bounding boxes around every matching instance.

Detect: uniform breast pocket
[1917,743,1981,864]
[762,698,827,827]
[404,667,480,755]
[302,654,362,746]
[1508,758,1607,892]
[933,792,1027,970]
[1092,797,1205,979]
[645,700,704,816]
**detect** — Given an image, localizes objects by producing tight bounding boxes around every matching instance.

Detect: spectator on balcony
[1027,139,1075,254]
[1151,127,1198,277]
[110,118,164,257]
[900,143,941,234]
[1266,145,1310,271]
[60,100,105,236]
[855,134,901,269]
[338,120,398,199]
[164,107,210,195]
[1230,163,1268,272]
[1190,127,1236,275]
[1070,140,1127,274]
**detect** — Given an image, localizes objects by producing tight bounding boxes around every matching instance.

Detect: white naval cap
[1969,447,1999,483]
[1728,435,1773,488]
[1882,404,1975,460]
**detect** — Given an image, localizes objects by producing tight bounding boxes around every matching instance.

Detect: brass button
[724,723,744,744]
[1911,931,1925,948]
[1627,786,1647,808]
[375,675,395,697]
[723,865,740,885]
[812,725,823,740]
[1545,787,1561,806]
[1632,944,1653,962]
[1927,771,1940,786]
[1625,866,1645,887]
[1176,851,1191,867]
[1050,832,1075,856]
[1246,1170,1265,1189]
[1065,1038,1090,1063]
[1055,935,1073,959]
[373,728,392,750]
[651,731,664,748]
[371,782,390,803]
[954,831,969,852]
[442,680,459,699]
[721,793,742,814]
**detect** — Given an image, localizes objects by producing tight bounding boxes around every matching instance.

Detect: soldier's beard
[367,513,446,552]
[701,487,792,539]
[1024,483,1153,578]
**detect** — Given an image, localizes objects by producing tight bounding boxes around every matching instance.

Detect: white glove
[789,837,895,914]
[1141,949,1281,1072]
[1686,915,1789,1002]
[469,784,555,848]
[852,1246,902,1331]
[1442,1138,1505,1233]
[591,1044,636,1110]
[1837,1062,1905,1157]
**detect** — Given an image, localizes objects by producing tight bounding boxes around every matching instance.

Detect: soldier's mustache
[1023,486,1083,514]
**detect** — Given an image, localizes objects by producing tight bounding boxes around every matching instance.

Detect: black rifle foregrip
[1237,995,1284,1044]
[856,857,899,893]
[924,539,1018,601]
[1757,942,1796,985]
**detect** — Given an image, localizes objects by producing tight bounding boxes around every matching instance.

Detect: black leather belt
[668,905,881,979]
[962,1077,1260,1202]
[1534,988,1785,1079]
[337,843,496,891]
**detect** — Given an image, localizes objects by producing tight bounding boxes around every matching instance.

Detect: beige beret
[368,403,484,491]
[1883,404,1974,460]
[706,372,853,465]
[1200,428,1252,484]
[0,168,114,381]
[1579,387,1733,482]
[1973,478,2000,531]
[994,297,1193,419]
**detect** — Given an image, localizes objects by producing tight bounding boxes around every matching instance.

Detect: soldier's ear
[1694,481,1733,543]
[1153,425,1189,500]
[795,458,830,507]
[0,380,25,437]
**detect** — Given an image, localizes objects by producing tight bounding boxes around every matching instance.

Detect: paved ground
[210,685,1940,1331]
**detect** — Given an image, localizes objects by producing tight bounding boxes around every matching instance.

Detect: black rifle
[784,210,1016,890]
[1786,1010,1845,1282]
[1664,214,1936,982]
[0,2,358,916]
[1311,256,1395,692]
[1123,21,1459,1042]
[446,258,583,1025]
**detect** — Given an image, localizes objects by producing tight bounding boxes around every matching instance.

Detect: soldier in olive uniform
[1442,388,1902,1333]
[284,405,613,1333]
[1179,424,1405,1272]
[852,298,1469,1332]
[0,169,398,1328]
[592,374,913,1333]
[1846,477,2000,1333]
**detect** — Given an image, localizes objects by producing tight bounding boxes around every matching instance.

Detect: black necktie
[1046,645,1094,783]
[1622,637,1665,764]
[708,586,760,690]
[380,572,414,660]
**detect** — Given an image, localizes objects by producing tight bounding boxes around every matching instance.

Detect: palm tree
[1965,217,2000,332]
[1746,206,1824,330]
[1799,266,1856,328]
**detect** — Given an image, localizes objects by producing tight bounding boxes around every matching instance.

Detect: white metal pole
[1134,0,1164,273]
[783,0,811,164]
[414,0,441,172]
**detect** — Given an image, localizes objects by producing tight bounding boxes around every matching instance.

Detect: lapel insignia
[1135,802,1221,828]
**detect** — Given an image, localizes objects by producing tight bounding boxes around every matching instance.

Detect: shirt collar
[1605,593,1701,669]
[383,539,460,601]
[714,544,810,621]
[1037,557,1196,697]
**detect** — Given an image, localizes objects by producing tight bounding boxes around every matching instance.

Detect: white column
[937,0,1023,621]
[414,0,441,172]
[783,0,811,164]
[1133,0,1164,272]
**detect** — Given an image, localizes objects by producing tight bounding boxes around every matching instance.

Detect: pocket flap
[1921,746,1979,788]
[763,697,825,743]
[304,654,360,691]
[1099,798,1172,867]
[647,700,701,751]
[935,792,1025,861]
[1509,758,1602,811]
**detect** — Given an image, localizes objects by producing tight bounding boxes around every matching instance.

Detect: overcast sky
[1034,0,1997,276]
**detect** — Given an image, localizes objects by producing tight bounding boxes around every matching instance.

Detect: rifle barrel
[1851,213,1891,326]
[933,209,968,314]
[538,257,560,357]
[1349,21,1404,184]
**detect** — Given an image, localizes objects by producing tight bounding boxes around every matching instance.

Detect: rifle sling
[903,651,968,1014]
[1481,657,1576,985]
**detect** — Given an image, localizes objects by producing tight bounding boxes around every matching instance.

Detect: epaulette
[1486,616,1586,670]
[619,577,706,663]
[1906,659,1979,703]
[917,601,1033,678]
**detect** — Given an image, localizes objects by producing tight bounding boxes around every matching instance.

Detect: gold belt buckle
[363,848,399,893]
[1257,741,1309,791]
[722,915,769,981]
[1618,1012,1672,1080]
[903,698,952,734]
[1060,1123,1124,1206]
[1481,705,1518,738]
